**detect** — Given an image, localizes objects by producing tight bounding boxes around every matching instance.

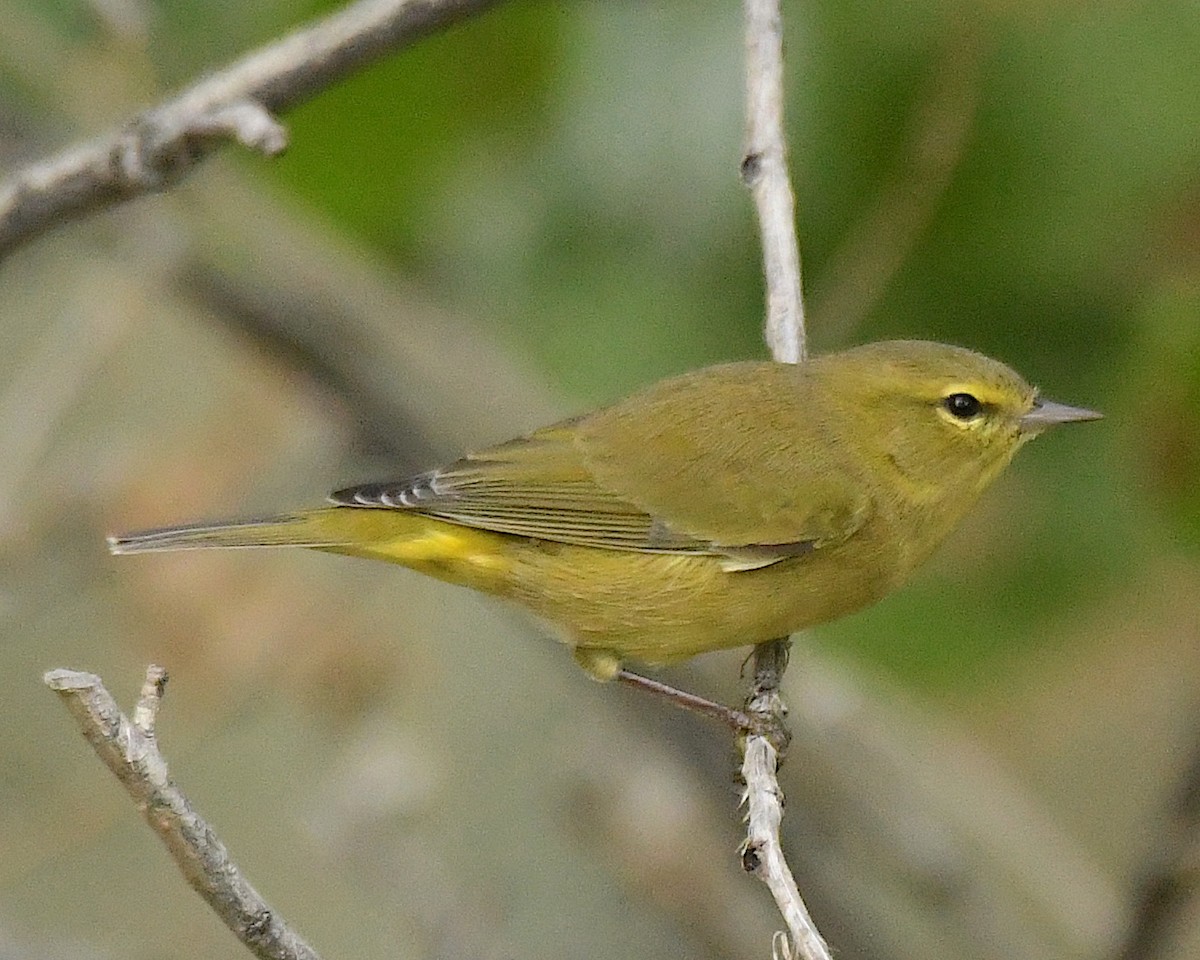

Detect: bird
[109,340,1100,691]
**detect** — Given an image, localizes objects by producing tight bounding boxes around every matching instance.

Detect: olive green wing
[331,363,871,569]
[331,422,727,556]
[575,362,872,553]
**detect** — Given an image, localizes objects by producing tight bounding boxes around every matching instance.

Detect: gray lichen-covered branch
[45,666,324,960]
[742,0,806,366]
[739,1,829,956]
[0,0,501,261]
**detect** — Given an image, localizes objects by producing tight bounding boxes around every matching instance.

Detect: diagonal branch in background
[1115,719,1200,960]
[811,29,981,340]
[44,667,324,960]
[0,0,503,262]
[178,262,441,468]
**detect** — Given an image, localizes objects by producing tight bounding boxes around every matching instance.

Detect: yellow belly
[318,508,895,679]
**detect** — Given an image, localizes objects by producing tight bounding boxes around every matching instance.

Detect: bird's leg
[616,669,758,733]
[744,638,792,754]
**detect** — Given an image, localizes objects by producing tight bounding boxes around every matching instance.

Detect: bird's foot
[615,669,789,750]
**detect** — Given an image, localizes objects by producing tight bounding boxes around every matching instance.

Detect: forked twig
[45,667,324,960]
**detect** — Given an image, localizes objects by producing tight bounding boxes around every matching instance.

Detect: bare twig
[739,642,831,960]
[44,666,324,960]
[0,0,502,261]
[742,738,829,960]
[742,0,806,365]
[740,1,828,956]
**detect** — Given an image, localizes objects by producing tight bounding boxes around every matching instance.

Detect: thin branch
[742,0,806,365]
[44,666,324,960]
[742,738,829,960]
[741,1,827,956]
[739,642,831,960]
[0,0,502,262]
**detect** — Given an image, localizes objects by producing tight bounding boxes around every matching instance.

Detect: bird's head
[814,340,1101,503]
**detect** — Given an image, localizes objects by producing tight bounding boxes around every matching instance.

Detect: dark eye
[943,392,982,420]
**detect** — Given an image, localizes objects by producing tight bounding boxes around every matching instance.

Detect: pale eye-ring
[943,392,982,420]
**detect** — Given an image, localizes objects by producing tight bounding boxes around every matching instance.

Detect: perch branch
[741,1,827,957]
[0,0,502,261]
[742,0,806,365]
[740,641,831,960]
[44,666,324,960]
[742,737,830,960]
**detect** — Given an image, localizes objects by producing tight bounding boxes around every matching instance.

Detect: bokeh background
[1,1,1198,958]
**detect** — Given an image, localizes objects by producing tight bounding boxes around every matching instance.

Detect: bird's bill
[1020,398,1103,431]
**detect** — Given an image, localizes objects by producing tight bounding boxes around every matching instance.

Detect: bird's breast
[498,527,900,664]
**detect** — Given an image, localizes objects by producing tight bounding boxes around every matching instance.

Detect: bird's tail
[107,507,514,595]
[107,511,351,554]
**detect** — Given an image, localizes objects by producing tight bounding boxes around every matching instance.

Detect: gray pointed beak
[1020,398,1103,432]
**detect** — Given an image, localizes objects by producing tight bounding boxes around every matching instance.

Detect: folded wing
[332,364,871,570]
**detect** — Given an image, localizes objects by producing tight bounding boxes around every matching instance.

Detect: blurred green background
[1,1,1198,958]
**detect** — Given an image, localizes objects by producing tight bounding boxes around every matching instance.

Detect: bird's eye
[943,393,983,420]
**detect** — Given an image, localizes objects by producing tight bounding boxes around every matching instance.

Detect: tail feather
[109,507,517,594]
[107,512,349,554]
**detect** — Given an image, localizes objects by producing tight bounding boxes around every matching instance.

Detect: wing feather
[330,426,717,553]
[331,363,871,566]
